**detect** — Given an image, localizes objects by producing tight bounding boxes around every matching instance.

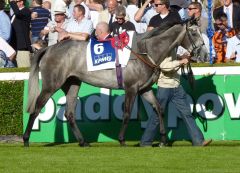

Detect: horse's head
[181,19,209,61]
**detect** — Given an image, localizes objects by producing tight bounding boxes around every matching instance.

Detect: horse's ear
[189,15,198,26]
[182,16,198,26]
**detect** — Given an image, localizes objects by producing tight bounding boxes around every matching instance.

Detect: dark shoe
[202,139,212,146]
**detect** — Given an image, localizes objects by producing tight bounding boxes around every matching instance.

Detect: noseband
[185,24,205,58]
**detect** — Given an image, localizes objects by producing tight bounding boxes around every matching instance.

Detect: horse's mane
[134,21,183,54]
[140,21,183,40]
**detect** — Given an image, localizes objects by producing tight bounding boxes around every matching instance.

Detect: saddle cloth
[87,31,134,71]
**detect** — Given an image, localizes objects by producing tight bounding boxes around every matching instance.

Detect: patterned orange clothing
[212,28,236,63]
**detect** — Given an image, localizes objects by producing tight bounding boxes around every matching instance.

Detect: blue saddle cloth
[90,37,116,66]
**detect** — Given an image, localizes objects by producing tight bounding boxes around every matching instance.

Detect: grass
[1,141,240,173]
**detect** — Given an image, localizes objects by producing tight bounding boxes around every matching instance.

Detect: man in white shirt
[126,0,147,33]
[69,0,91,19]
[59,4,93,41]
[134,0,157,26]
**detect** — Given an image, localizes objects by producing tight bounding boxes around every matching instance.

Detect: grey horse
[24,21,206,147]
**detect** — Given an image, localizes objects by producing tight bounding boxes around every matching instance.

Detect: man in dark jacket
[213,0,240,29]
[9,0,32,67]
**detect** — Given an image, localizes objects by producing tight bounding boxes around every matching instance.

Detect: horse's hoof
[79,142,90,147]
[24,141,29,147]
[120,142,127,147]
[119,140,126,147]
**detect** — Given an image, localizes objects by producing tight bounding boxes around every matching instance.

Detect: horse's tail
[27,48,47,114]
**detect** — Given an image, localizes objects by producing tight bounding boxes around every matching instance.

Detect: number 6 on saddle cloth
[87,31,132,73]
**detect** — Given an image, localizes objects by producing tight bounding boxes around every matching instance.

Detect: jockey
[94,22,112,41]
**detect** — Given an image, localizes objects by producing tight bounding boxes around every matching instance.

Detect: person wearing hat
[38,6,69,46]
[226,22,240,62]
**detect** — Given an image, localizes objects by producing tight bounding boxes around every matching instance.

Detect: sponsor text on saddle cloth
[87,31,134,71]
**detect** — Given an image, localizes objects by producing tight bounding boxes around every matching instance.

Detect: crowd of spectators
[0,0,240,68]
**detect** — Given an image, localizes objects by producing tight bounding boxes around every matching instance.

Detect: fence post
[207,0,214,64]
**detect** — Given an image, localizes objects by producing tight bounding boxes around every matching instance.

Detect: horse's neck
[148,24,186,66]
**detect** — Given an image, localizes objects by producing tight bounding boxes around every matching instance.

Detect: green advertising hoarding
[23,67,240,142]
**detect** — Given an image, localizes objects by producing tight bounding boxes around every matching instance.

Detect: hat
[53,4,66,15]
[170,0,190,8]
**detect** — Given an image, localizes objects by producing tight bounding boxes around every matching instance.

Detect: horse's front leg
[141,89,167,146]
[118,88,137,146]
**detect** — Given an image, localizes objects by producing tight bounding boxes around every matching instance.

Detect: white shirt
[47,20,69,46]
[66,17,93,34]
[90,10,99,28]
[226,35,240,62]
[126,5,147,33]
[224,3,233,28]
[69,2,91,20]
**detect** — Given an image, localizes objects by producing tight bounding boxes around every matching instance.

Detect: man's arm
[85,0,103,11]
[160,55,189,72]
[0,17,11,41]
[67,32,90,41]
[134,0,152,22]
[9,0,30,19]
[58,31,89,41]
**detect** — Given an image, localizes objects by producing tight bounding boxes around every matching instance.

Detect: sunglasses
[188,7,197,11]
[116,17,124,20]
[216,23,223,26]
[154,3,164,7]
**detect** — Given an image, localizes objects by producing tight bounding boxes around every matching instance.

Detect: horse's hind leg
[23,89,55,147]
[141,89,167,146]
[118,87,137,146]
[61,77,88,147]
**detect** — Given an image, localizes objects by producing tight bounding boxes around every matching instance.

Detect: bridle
[181,24,205,89]
[185,23,205,58]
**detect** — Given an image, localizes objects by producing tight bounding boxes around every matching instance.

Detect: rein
[125,45,160,71]
[181,24,204,89]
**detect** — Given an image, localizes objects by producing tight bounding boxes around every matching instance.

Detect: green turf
[1,141,240,173]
